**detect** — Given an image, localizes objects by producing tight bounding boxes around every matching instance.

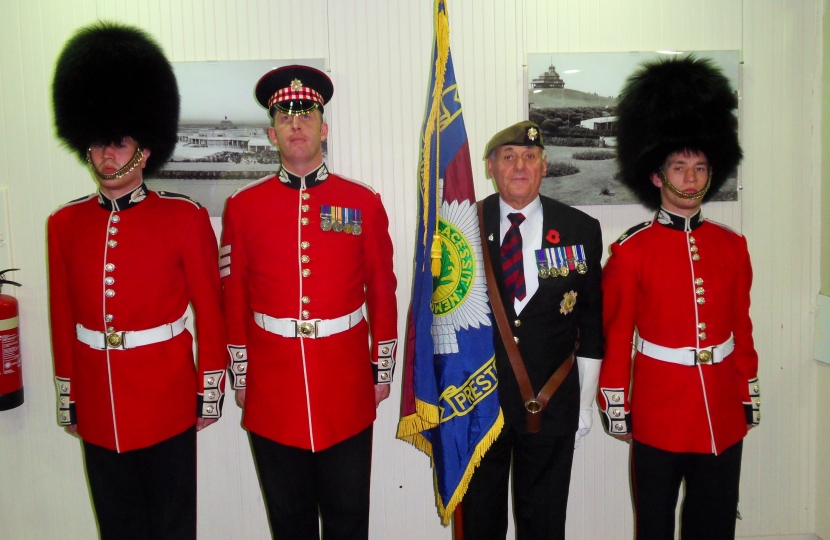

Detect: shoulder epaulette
[156,190,202,209]
[334,174,377,194]
[704,219,742,236]
[51,193,96,216]
[616,220,653,245]
[231,174,275,198]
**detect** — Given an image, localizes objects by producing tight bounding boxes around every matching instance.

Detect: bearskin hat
[52,22,180,177]
[615,56,742,210]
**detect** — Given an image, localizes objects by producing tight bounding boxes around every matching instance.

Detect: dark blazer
[482,193,604,438]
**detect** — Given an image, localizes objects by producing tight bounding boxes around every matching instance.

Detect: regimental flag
[396,0,502,525]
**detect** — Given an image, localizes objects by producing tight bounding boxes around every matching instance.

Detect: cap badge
[527,127,538,141]
[290,78,303,91]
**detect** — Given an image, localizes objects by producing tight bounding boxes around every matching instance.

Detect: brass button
[238,376,247,385]
[513,336,520,344]
[301,241,310,249]
[301,217,309,225]
[301,204,310,212]
[208,391,216,399]
[690,246,698,253]
[698,322,706,330]
[105,263,115,272]
[689,236,696,244]
[110,215,120,223]
[302,269,311,277]
[753,384,760,393]
[207,377,215,385]
[105,314,113,322]
[381,347,390,354]
[696,287,705,295]
[108,227,118,235]
[60,384,68,393]
[235,351,244,359]
[513,319,521,327]
[692,254,700,261]
[696,297,705,305]
[302,192,310,200]
[235,364,246,372]
[302,296,310,304]
[301,310,310,319]
[107,326,115,333]
[612,409,621,417]
[105,289,115,298]
[613,422,624,431]
[107,240,117,248]
[206,405,215,414]
[611,394,621,403]
[694,278,704,285]
[301,255,310,263]
[380,372,389,381]
[699,332,707,340]
[381,360,390,367]
[105,277,115,285]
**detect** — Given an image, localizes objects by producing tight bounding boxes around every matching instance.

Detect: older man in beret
[220,65,397,540]
[463,121,604,540]
[49,22,226,540]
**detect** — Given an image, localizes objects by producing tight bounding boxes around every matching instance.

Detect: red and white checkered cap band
[268,87,324,108]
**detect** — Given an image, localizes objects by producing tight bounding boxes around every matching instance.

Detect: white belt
[253,305,364,339]
[76,314,187,350]
[636,334,734,366]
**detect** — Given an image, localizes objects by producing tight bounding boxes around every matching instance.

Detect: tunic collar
[655,207,704,232]
[97,183,149,212]
[277,162,329,189]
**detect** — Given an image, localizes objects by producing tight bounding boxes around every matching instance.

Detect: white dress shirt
[498,195,542,315]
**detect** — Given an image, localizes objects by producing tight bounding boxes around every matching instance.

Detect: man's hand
[196,418,218,432]
[235,388,246,409]
[613,433,633,442]
[66,425,79,437]
[574,408,593,448]
[374,384,390,408]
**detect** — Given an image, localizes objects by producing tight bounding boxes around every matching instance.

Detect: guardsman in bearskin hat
[598,56,760,539]
[220,65,397,539]
[48,22,226,539]
[461,121,604,540]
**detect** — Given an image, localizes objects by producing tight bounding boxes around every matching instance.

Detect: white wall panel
[0,1,824,539]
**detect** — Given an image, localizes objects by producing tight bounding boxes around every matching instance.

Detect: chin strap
[87,146,145,181]
[575,356,602,448]
[659,168,712,200]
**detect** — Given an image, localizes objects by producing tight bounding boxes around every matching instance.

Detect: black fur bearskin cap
[615,56,742,210]
[52,22,180,177]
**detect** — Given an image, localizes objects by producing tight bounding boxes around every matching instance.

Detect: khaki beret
[483,120,544,159]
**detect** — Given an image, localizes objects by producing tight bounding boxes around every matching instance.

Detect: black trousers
[82,426,197,540]
[250,425,373,540]
[632,440,743,540]
[462,422,576,540]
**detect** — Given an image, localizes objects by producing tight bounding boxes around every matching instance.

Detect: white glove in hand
[574,408,593,448]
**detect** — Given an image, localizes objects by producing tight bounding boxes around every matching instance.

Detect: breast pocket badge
[560,290,578,315]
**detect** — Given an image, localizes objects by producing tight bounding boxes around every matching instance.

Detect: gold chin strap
[86,146,145,181]
[659,168,712,201]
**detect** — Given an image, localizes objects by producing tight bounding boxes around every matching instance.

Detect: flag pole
[452,502,464,540]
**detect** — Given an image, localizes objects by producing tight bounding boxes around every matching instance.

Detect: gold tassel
[430,234,443,276]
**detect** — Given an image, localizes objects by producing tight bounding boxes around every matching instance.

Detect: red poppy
[546,229,560,244]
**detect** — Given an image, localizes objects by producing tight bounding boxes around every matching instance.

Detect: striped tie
[501,212,526,302]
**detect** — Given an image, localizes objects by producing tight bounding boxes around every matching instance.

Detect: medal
[321,205,333,232]
[577,262,587,274]
[535,249,550,279]
[539,267,549,279]
[343,207,353,234]
[352,224,362,235]
[332,206,343,232]
[559,266,569,277]
[351,209,362,235]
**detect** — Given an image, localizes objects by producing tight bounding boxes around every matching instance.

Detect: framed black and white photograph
[527,51,740,206]
[146,58,327,215]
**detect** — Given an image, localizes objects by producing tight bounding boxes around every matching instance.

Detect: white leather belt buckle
[636,334,734,366]
[76,314,187,351]
[254,305,364,339]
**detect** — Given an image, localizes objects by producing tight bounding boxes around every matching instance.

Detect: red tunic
[221,166,398,452]
[598,209,760,454]
[48,185,227,452]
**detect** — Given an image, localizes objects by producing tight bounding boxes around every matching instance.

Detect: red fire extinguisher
[0,269,23,411]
